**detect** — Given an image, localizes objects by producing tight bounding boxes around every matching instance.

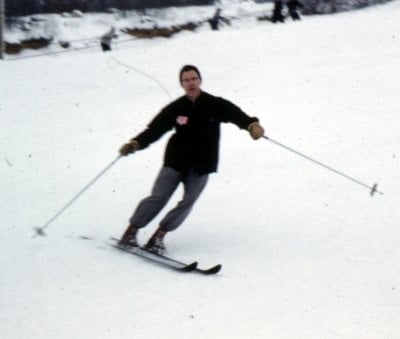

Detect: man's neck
[187,91,201,102]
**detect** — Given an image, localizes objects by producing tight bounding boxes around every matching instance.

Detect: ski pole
[33,155,122,237]
[262,136,383,197]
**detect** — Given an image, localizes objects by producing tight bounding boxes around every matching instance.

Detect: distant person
[287,0,303,21]
[100,27,116,52]
[272,0,285,23]
[208,8,230,30]
[118,65,265,254]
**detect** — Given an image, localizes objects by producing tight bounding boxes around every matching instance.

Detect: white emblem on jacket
[176,116,189,125]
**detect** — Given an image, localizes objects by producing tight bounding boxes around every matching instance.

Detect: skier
[118,65,265,254]
[287,0,303,21]
[100,26,116,52]
[271,0,285,23]
[208,8,230,31]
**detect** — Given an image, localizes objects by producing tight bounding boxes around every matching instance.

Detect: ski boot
[145,228,167,255]
[118,224,139,249]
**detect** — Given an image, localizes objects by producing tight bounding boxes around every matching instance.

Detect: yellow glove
[119,139,140,156]
[248,122,265,140]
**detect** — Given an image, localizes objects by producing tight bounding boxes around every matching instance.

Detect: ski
[110,238,222,275]
[144,248,222,275]
[110,243,198,273]
[197,263,222,275]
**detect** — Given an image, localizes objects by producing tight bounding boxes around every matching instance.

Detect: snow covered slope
[1,1,399,338]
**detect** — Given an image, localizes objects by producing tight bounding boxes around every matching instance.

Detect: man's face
[181,70,202,99]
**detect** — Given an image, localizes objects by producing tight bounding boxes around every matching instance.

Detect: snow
[1,1,400,338]
[3,2,273,47]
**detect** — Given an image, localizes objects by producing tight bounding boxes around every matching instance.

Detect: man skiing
[100,26,116,52]
[118,65,265,254]
[208,8,230,30]
[287,0,303,21]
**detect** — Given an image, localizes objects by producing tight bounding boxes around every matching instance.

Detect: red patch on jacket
[176,115,189,125]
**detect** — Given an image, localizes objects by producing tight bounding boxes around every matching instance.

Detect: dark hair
[179,65,202,83]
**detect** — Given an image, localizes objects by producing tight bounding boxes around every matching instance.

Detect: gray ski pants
[130,166,209,231]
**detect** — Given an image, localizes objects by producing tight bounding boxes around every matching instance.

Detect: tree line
[5,0,395,17]
[301,0,393,14]
[5,0,214,17]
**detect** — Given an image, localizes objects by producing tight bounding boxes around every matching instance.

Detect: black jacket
[134,91,259,175]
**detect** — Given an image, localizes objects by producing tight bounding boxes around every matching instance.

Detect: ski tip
[181,262,198,272]
[202,264,222,275]
[79,235,94,240]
